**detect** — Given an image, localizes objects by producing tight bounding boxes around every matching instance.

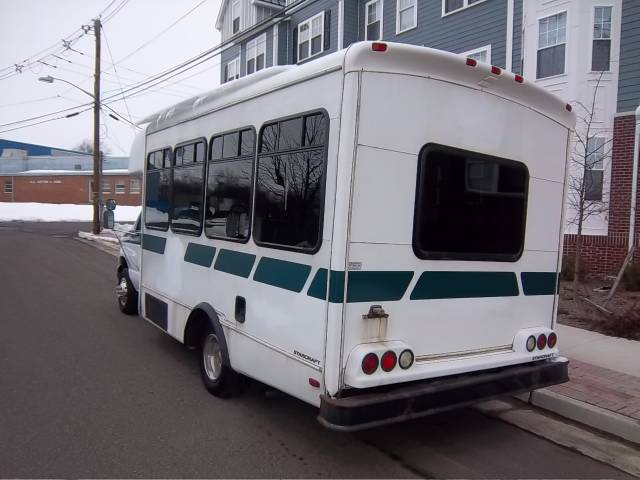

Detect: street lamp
[38,74,102,234]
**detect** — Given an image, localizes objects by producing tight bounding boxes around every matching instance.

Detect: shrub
[623,262,640,292]
[595,304,640,341]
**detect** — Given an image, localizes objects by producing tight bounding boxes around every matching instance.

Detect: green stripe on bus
[214,249,256,278]
[307,269,346,302]
[410,271,519,300]
[521,272,558,296]
[142,234,166,254]
[184,243,216,268]
[347,271,414,303]
[253,257,312,293]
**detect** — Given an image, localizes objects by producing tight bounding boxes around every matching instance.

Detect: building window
[145,149,172,231]
[396,0,417,34]
[231,0,241,34]
[413,144,528,262]
[298,12,324,62]
[443,0,484,16]
[537,12,567,79]
[172,140,206,236]
[130,178,141,194]
[585,137,605,201]
[246,34,266,75]
[366,0,383,41]
[205,128,255,242]
[115,181,126,194]
[225,56,241,82]
[254,111,329,253]
[461,45,491,64]
[4,180,12,194]
[592,6,612,71]
[102,181,111,194]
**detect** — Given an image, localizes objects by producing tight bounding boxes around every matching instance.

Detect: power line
[0,107,92,134]
[108,0,209,68]
[101,25,134,127]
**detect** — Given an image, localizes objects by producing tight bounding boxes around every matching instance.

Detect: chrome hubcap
[203,334,223,381]
[117,277,128,305]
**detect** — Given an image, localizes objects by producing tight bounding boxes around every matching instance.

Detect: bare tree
[567,72,612,291]
[73,138,111,155]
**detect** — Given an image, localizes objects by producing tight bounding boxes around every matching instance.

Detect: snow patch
[0,202,141,222]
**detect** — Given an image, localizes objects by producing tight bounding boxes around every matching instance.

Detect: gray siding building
[215,0,524,84]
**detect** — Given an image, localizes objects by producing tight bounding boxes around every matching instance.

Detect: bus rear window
[413,144,528,262]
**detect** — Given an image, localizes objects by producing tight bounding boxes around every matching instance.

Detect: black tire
[199,323,241,397]
[117,267,138,315]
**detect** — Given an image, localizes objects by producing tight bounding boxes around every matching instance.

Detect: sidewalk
[523,324,640,445]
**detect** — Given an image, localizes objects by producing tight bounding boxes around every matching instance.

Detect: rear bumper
[318,357,569,431]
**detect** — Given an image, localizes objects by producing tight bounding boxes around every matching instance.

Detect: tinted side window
[171,140,206,236]
[145,148,172,231]
[413,145,528,261]
[205,128,255,242]
[254,112,328,253]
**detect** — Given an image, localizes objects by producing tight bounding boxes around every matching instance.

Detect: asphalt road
[0,222,634,479]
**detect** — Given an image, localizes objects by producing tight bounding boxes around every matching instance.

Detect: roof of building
[141,42,576,133]
[215,0,285,30]
[0,139,89,157]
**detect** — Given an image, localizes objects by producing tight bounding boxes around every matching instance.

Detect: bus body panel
[340,71,570,388]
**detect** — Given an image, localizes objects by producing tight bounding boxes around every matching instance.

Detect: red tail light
[547,332,557,348]
[380,351,397,372]
[308,378,320,388]
[537,334,547,350]
[466,58,477,67]
[491,66,502,75]
[362,353,379,375]
[372,42,387,52]
[566,103,573,112]
[514,74,524,83]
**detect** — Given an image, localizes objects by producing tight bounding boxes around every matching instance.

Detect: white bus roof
[141,42,576,133]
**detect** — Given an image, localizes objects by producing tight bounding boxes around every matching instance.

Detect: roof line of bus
[140,42,576,133]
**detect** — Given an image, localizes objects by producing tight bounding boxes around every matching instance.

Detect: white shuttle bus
[124,42,575,430]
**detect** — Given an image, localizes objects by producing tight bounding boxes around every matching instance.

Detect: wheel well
[117,256,128,275]
[183,309,211,349]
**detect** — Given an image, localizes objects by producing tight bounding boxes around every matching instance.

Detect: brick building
[0,140,141,206]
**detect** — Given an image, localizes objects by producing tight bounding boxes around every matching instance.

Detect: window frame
[170,137,208,237]
[144,147,173,232]
[101,180,111,194]
[115,180,126,195]
[4,180,12,194]
[204,126,257,244]
[536,10,568,79]
[231,0,241,34]
[225,56,241,82]
[253,108,330,255]
[460,44,492,64]
[412,143,530,263]
[591,5,612,72]
[246,33,267,76]
[297,12,324,63]
[442,0,486,17]
[365,0,384,41]
[585,136,606,202]
[130,178,141,194]
[396,0,417,35]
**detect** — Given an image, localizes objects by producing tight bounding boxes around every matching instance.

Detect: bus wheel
[199,325,239,397]
[117,268,138,315]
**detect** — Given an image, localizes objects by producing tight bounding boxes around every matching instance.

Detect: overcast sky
[0,0,222,156]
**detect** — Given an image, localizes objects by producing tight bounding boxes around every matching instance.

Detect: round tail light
[547,332,557,348]
[399,349,414,369]
[380,351,397,372]
[362,353,379,375]
[537,334,547,350]
[526,335,536,352]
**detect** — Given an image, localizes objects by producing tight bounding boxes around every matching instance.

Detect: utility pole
[92,17,102,234]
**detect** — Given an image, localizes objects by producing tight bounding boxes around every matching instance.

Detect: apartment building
[215,0,640,275]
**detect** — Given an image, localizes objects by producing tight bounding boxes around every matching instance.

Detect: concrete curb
[517,389,640,446]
